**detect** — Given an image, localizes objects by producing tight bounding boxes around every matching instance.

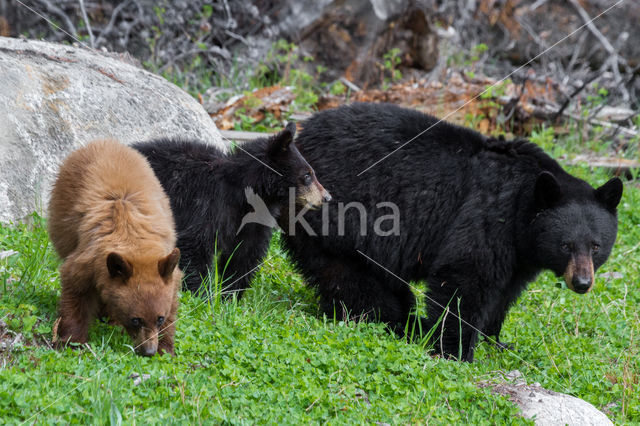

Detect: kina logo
[237,187,279,235]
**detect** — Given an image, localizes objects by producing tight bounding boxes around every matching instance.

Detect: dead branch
[567,0,621,59]
[33,0,77,38]
[553,72,601,120]
[77,0,94,48]
[94,0,131,47]
[567,0,630,100]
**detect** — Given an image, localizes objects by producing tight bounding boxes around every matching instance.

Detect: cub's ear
[158,248,180,280]
[107,253,133,281]
[534,172,563,210]
[267,122,296,156]
[595,177,623,212]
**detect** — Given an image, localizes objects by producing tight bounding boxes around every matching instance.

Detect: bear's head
[531,172,623,294]
[264,122,331,209]
[98,248,181,356]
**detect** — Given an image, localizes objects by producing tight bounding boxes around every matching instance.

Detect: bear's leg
[483,285,523,351]
[219,259,254,299]
[178,246,215,295]
[185,249,259,300]
[182,264,210,295]
[56,259,98,346]
[158,292,178,356]
[176,230,216,294]
[177,249,209,294]
[215,248,262,299]
[484,311,514,351]
[307,255,417,332]
[423,285,484,362]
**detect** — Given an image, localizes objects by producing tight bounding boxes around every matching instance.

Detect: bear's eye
[592,243,600,253]
[130,318,142,328]
[561,243,571,252]
[303,173,312,186]
[157,316,165,326]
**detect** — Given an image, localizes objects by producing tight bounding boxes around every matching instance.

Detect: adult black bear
[134,124,331,295]
[282,103,623,362]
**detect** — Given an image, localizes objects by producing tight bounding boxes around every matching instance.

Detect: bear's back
[290,103,583,276]
[132,138,231,205]
[49,139,176,259]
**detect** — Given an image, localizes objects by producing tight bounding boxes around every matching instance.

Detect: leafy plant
[381,48,403,89]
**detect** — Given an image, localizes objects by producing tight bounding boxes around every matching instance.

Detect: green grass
[0,159,639,423]
[1,67,639,421]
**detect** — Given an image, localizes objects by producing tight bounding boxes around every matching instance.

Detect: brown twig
[553,72,601,120]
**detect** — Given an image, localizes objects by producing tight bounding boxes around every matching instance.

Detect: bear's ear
[595,177,623,212]
[158,248,180,280]
[267,122,296,156]
[107,253,133,281]
[534,172,563,210]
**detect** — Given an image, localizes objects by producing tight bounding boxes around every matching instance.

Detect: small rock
[0,250,18,260]
[129,373,151,386]
[355,388,372,407]
[505,369,523,380]
[0,320,24,351]
[599,272,624,280]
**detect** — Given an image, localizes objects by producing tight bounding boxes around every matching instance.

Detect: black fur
[134,124,320,295]
[282,103,623,362]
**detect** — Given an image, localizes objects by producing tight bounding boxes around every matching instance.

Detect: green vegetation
[381,48,403,89]
[1,157,639,423]
[1,37,638,424]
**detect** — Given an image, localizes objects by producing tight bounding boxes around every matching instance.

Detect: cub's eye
[303,173,312,185]
[157,316,165,326]
[561,243,571,252]
[592,243,600,252]
[130,318,142,328]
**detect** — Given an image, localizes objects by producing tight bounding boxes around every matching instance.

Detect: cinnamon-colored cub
[48,139,182,356]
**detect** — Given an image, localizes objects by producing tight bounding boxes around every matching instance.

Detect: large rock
[485,373,613,425]
[0,36,225,223]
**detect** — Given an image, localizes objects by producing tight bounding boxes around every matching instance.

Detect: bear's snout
[133,328,159,357]
[299,181,331,209]
[136,340,158,357]
[572,275,592,294]
[138,345,157,357]
[563,253,594,294]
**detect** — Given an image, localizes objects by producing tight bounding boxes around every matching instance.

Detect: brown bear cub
[48,139,182,356]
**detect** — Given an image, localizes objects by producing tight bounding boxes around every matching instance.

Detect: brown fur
[297,173,330,209]
[564,253,595,293]
[48,139,182,356]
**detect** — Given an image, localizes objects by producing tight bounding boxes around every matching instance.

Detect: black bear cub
[134,123,331,295]
[282,103,623,362]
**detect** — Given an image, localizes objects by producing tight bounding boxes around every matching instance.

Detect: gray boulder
[0,36,225,223]
[486,372,613,425]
